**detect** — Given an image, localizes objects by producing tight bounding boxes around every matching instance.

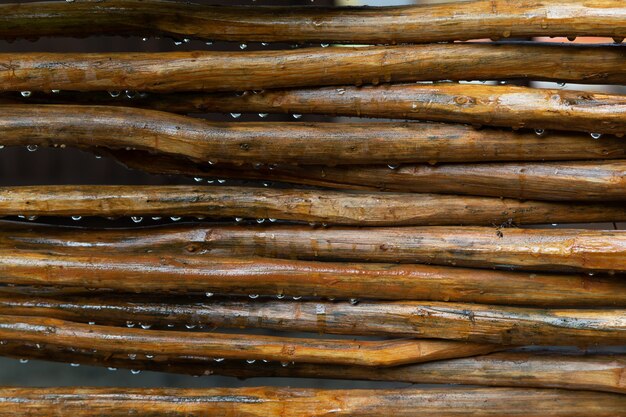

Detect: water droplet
[205,292,214,298]
[26,144,38,152]
[51,89,61,94]
[66,0,75,3]
[194,177,203,182]
[292,114,302,119]
[268,218,277,222]
[534,128,545,136]
[26,215,38,221]
[125,90,137,99]
[256,218,265,224]
[20,91,31,98]
[130,369,141,375]
[246,359,256,364]
[0,145,4,150]
[88,321,95,325]
[205,41,214,46]
[107,367,117,371]
[235,217,244,223]
[141,37,149,42]
[217,179,226,184]
[248,294,259,299]
[276,294,285,299]
[590,132,602,140]
[292,296,302,300]
[128,353,137,360]
[174,39,183,46]
[108,90,121,98]
[557,82,566,87]
[71,215,82,221]
[166,324,175,328]
[145,354,155,359]
[320,43,329,47]
[567,36,576,42]
[131,216,143,223]
[140,323,151,329]
[258,113,268,118]
[94,155,102,159]
[349,298,359,305]
[387,164,399,170]
[261,42,269,46]
[214,358,225,362]
[185,324,196,329]
[281,361,289,367]
[336,88,346,95]
[70,363,80,367]
[126,321,135,328]
[230,113,241,119]
[19,359,28,364]
[239,43,247,50]
[170,216,182,221]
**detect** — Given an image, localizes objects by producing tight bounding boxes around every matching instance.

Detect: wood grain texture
[1,386,625,417]
[0,44,625,93]
[1,222,624,272]
[3,296,624,345]
[1,343,625,395]
[0,314,497,366]
[2,104,625,164]
[2,185,626,225]
[1,0,624,43]
[147,83,626,134]
[181,160,626,202]
[2,252,625,306]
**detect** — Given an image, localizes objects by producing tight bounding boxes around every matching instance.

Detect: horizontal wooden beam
[1,0,624,43]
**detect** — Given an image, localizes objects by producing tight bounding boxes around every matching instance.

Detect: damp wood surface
[1,0,624,43]
[2,386,626,417]
[3,295,625,345]
[2,104,625,164]
[0,44,625,94]
[2,185,626,225]
[1,255,625,306]
[2,222,625,272]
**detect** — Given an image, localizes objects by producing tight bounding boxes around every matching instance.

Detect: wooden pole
[2,296,624,345]
[2,104,624,164]
[1,185,626,225]
[1,0,624,43]
[0,314,497,366]
[1,252,625,306]
[1,222,624,272]
[1,386,624,417]
[134,83,626,135]
[0,44,624,93]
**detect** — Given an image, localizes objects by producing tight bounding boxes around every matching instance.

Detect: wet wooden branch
[1,0,624,43]
[3,105,625,164]
[0,314,496,366]
[3,296,624,345]
[2,222,624,272]
[2,185,626,225]
[5,344,624,395]
[2,250,626,306]
[174,160,626,202]
[2,386,625,417]
[0,44,625,93]
[136,84,626,134]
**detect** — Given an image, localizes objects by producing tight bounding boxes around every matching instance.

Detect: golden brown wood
[2,252,625,306]
[0,314,496,366]
[2,185,626,225]
[3,105,625,164]
[1,0,624,43]
[1,343,624,395]
[1,386,625,417]
[1,222,624,272]
[145,83,626,134]
[180,160,626,202]
[1,44,625,93]
[3,296,624,345]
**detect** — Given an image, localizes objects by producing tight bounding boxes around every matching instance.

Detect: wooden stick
[3,296,624,345]
[6,343,624,395]
[137,83,626,134]
[2,185,626,225]
[2,251,626,306]
[1,386,625,417]
[0,314,497,366]
[3,105,625,164]
[176,160,626,202]
[0,44,625,93]
[1,222,624,272]
[1,0,624,43]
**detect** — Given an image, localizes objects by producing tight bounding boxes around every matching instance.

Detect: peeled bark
[1,386,625,417]
[1,253,625,306]
[2,296,624,345]
[1,222,624,272]
[2,185,626,225]
[2,104,625,164]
